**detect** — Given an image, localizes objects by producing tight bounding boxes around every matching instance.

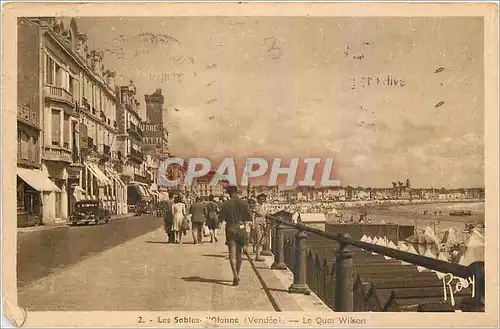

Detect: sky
[75,16,484,188]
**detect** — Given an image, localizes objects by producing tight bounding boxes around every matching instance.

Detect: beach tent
[400,244,419,266]
[424,226,441,245]
[360,234,368,242]
[417,249,436,272]
[433,253,450,279]
[441,227,459,245]
[405,232,440,255]
[458,229,485,266]
[398,242,411,265]
[371,237,380,255]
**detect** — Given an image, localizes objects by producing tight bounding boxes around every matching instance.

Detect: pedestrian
[189,197,206,244]
[252,193,269,262]
[219,185,251,286]
[247,198,257,253]
[171,195,186,244]
[163,195,175,243]
[204,195,220,243]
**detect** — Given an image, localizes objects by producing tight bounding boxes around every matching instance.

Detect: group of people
[162,194,223,244]
[162,186,273,286]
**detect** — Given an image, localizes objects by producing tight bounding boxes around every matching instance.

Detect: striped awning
[86,163,112,186]
[17,168,61,192]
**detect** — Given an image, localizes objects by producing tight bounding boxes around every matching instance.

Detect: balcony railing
[121,164,134,177]
[44,85,75,107]
[266,213,485,313]
[17,104,40,129]
[127,123,143,139]
[81,98,91,112]
[43,145,72,163]
[129,148,144,162]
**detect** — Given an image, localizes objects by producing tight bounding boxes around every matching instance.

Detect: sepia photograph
[2,2,499,328]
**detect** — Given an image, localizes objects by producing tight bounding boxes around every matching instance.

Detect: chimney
[105,70,116,89]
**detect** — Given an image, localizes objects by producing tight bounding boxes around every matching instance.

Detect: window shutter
[51,110,60,145]
[63,115,70,148]
[21,133,29,160]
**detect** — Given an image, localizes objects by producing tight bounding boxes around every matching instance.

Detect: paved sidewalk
[17,213,132,234]
[18,228,276,311]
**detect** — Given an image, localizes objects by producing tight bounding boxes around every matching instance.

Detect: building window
[63,115,70,149]
[17,132,21,160]
[69,76,74,95]
[45,55,54,85]
[55,64,63,87]
[52,109,61,146]
[32,136,38,163]
[21,132,29,160]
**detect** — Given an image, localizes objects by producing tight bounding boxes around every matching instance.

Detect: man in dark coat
[163,193,175,243]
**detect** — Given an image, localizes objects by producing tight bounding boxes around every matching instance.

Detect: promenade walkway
[18,227,331,312]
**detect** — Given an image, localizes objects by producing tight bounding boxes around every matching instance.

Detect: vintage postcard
[1,1,499,328]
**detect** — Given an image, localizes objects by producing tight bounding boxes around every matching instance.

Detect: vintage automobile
[135,200,152,216]
[69,200,111,225]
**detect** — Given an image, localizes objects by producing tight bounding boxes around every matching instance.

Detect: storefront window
[17,188,24,211]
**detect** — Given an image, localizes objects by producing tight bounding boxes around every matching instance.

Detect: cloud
[77,16,484,187]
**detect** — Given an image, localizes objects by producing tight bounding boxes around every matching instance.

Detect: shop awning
[17,168,61,192]
[86,163,112,185]
[105,169,126,188]
[130,184,152,201]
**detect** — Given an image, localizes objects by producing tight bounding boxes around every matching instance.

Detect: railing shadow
[181,276,233,286]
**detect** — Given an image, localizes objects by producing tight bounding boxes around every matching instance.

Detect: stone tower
[144,89,164,124]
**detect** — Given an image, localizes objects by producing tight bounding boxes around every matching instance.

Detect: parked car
[69,200,111,226]
[135,200,151,216]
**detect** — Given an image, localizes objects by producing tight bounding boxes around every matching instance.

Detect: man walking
[219,186,251,286]
[163,193,175,243]
[189,197,206,244]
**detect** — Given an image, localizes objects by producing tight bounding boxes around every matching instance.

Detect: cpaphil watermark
[157,157,341,188]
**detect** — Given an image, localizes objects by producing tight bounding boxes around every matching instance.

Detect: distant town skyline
[77,16,484,188]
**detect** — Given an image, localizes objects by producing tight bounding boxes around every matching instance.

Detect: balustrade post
[462,261,485,312]
[288,229,311,295]
[271,222,287,270]
[261,220,273,256]
[334,234,354,312]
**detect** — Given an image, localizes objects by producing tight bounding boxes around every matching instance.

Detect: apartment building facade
[16,17,128,226]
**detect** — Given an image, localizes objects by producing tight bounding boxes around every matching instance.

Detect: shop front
[106,168,128,215]
[17,167,61,227]
[84,162,113,211]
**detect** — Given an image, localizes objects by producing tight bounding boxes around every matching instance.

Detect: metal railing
[266,214,485,312]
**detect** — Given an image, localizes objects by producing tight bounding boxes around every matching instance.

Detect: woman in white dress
[171,195,186,244]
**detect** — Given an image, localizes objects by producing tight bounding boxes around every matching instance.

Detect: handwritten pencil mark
[264,37,282,60]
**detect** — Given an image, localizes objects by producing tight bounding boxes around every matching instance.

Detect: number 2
[264,37,281,59]
[138,317,145,324]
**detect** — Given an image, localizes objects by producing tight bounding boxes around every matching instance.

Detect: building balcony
[121,164,134,177]
[128,148,144,163]
[127,124,143,140]
[44,85,76,110]
[18,158,41,169]
[17,105,40,130]
[81,98,91,112]
[43,145,72,164]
